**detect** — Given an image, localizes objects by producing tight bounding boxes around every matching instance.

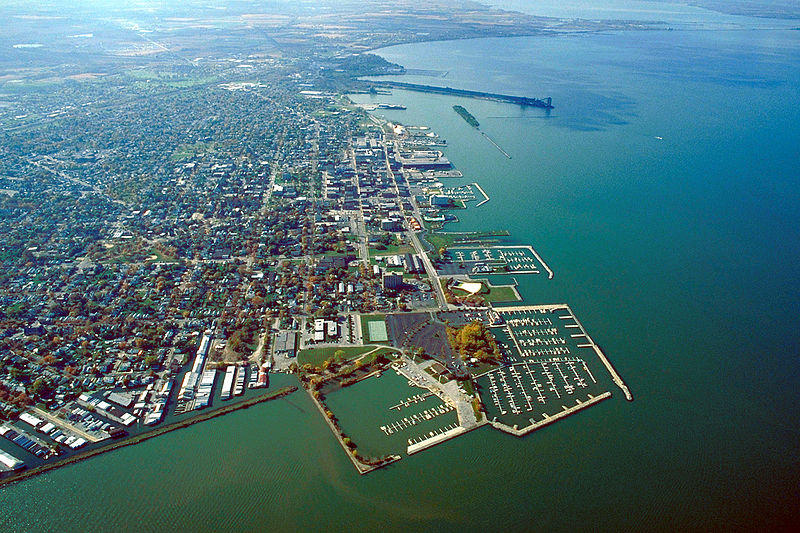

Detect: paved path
[32,407,101,443]
[394,357,477,429]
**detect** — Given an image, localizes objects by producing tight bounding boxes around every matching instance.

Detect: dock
[488,391,612,436]
[498,304,632,401]
[221,365,235,400]
[582,343,633,401]
[407,425,473,455]
[495,245,553,279]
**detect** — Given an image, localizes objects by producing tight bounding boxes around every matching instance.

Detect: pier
[370,81,553,109]
[0,387,297,489]
[306,385,402,475]
[495,245,553,279]
[581,344,633,401]
[488,391,612,436]
[481,131,512,159]
[407,425,476,455]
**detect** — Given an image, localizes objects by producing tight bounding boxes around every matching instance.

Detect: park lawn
[146,248,179,263]
[297,345,381,367]
[166,77,217,88]
[368,244,415,257]
[357,346,401,366]
[370,347,400,359]
[171,141,216,161]
[449,280,519,304]
[469,360,501,377]
[483,285,519,303]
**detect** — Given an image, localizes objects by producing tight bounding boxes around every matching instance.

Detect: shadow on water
[283,397,308,414]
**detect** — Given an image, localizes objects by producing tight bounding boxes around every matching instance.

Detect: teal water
[323,370,458,458]
[2,23,800,533]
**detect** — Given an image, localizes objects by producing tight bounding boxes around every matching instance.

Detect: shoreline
[305,384,402,475]
[0,386,297,490]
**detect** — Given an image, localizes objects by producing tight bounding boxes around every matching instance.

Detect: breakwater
[481,131,512,159]
[370,81,553,109]
[305,386,402,475]
[489,391,612,436]
[0,386,297,489]
[473,182,490,207]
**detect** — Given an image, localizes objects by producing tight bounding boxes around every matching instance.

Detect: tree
[29,378,50,397]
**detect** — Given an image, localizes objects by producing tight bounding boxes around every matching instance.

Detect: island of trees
[452,105,480,128]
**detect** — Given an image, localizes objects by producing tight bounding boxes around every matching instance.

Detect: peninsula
[0,0,631,485]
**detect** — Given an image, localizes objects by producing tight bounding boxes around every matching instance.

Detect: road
[377,138,449,311]
[349,146,371,268]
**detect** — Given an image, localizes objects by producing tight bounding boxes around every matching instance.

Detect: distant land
[684,0,800,19]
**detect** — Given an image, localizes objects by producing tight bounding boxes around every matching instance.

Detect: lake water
[2,9,800,533]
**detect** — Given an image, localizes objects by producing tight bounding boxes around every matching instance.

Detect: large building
[380,218,402,231]
[274,331,297,357]
[403,254,425,274]
[429,195,452,207]
[383,273,403,291]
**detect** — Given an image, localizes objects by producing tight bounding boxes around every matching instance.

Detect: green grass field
[369,244,414,257]
[448,279,519,303]
[297,345,398,367]
[171,141,216,161]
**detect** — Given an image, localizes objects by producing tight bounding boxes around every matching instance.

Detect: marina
[380,403,454,435]
[488,392,612,437]
[475,358,609,434]
[493,305,632,401]
[389,392,434,410]
[322,367,462,459]
[443,245,552,277]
